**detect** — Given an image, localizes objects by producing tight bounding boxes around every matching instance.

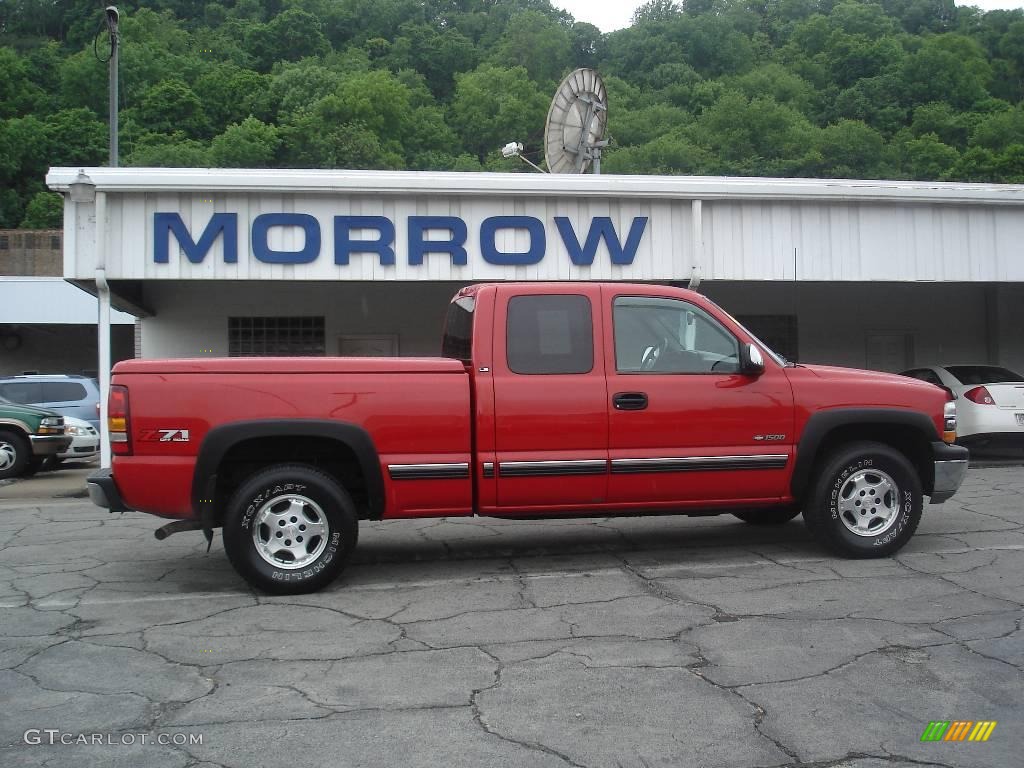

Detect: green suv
[0,396,71,480]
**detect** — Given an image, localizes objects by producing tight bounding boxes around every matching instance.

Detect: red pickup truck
[88,282,968,593]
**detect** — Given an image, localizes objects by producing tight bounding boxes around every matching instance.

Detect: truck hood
[797,364,929,389]
[0,401,60,419]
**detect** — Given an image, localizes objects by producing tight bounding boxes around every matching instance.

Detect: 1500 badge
[139,429,191,442]
[753,434,786,441]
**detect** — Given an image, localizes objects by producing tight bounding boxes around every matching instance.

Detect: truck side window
[614,296,740,374]
[506,295,593,375]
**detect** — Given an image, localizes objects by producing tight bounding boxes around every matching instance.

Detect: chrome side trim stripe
[610,455,789,474]
[482,462,495,479]
[388,463,470,481]
[499,459,608,477]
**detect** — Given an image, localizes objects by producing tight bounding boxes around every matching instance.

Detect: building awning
[0,278,135,324]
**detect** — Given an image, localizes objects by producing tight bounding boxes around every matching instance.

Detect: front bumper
[29,434,73,457]
[86,468,130,513]
[930,441,969,504]
[58,436,100,460]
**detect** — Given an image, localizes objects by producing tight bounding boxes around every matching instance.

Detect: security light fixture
[68,169,96,203]
[501,142,546,173]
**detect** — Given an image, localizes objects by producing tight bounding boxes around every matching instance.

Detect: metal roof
[46,168,1024,206]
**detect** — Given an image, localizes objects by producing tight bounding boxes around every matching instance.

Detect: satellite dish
[544,68,608,174]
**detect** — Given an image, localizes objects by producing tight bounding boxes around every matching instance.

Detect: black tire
[45,456,64,470]
[804,441,922,558]
[222,464,358,594]
[24,457,45,476]
[0,429,30,480]
[733,507,801,525]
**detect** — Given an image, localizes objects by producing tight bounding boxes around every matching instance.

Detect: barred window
[228,316,325,357]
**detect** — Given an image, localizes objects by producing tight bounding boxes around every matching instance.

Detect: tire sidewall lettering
[236,481,339,583]
[240,483,307,530]
[822,451,919,551]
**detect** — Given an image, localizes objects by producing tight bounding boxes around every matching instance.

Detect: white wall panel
[52,169,1024,284]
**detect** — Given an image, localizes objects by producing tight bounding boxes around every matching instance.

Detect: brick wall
[0,230,62,276]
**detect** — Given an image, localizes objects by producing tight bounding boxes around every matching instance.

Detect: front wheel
[222,464,358,594]
[0,430,30,480]
[804,441,922,558]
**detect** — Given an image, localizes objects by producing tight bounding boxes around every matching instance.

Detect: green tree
[134,79,210,138]
[195,65,273,132]
[0,47,45,118]
[493,10,572,85]
[814,119,890,177]
[246,9,331,71]
[19,191,64,229]
[450,64,550,162]
[897,132,959,179]
[688,91,821,175]
[126,134,211,167]
[210,117,281,167]
[900,36,989,109]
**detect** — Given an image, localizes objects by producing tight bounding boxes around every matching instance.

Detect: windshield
[946,366,1023,385]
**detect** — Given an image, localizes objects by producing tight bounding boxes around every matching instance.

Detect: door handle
[613,392,648,410]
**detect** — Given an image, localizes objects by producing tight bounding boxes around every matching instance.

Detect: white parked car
[53,416,99,465]
[900,365,1024,451]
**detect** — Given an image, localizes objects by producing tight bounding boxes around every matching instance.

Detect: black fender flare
[790,408,940,499]
[191,419,385,537]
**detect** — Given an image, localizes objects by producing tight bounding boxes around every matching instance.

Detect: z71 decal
[139,429,191,443]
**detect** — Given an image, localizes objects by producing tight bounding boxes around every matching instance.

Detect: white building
[46,168,1024,375]
[0,277,135,375]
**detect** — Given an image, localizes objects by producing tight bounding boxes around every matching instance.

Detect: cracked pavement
[0,467,1021,768]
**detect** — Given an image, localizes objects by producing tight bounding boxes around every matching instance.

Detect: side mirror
[740,343,765,376]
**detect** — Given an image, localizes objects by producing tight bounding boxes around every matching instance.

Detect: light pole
[105,6,119,167]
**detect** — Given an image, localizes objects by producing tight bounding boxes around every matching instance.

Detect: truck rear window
[506,294,593,375]
[946,366,1023,385]
[442,296,475,362]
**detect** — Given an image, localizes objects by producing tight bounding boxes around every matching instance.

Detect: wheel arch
[0,418,32,436]
[791,409,939,501]
[192,420,385,535]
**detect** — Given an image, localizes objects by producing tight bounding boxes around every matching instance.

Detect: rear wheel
[222,464,358,594]
[804,441,922,558]
[732,507,801,525]
[0,430,29,480]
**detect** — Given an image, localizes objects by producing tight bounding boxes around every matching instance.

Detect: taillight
[964,386,995,405]
[109,385,131,455]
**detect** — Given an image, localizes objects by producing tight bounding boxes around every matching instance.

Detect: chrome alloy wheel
[251,494,329,569]
[837,468,902,537]
[0,439,17,472]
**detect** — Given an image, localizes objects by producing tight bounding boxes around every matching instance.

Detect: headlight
[943,400,957,442]
[66,425,89,436]
[38,417,65,435]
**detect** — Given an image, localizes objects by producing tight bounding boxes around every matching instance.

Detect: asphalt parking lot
[1,467,1021,768]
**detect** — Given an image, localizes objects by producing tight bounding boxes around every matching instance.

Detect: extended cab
[87,283,968,593]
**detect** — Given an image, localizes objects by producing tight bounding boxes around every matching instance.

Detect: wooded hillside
[3,0,1024,228]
